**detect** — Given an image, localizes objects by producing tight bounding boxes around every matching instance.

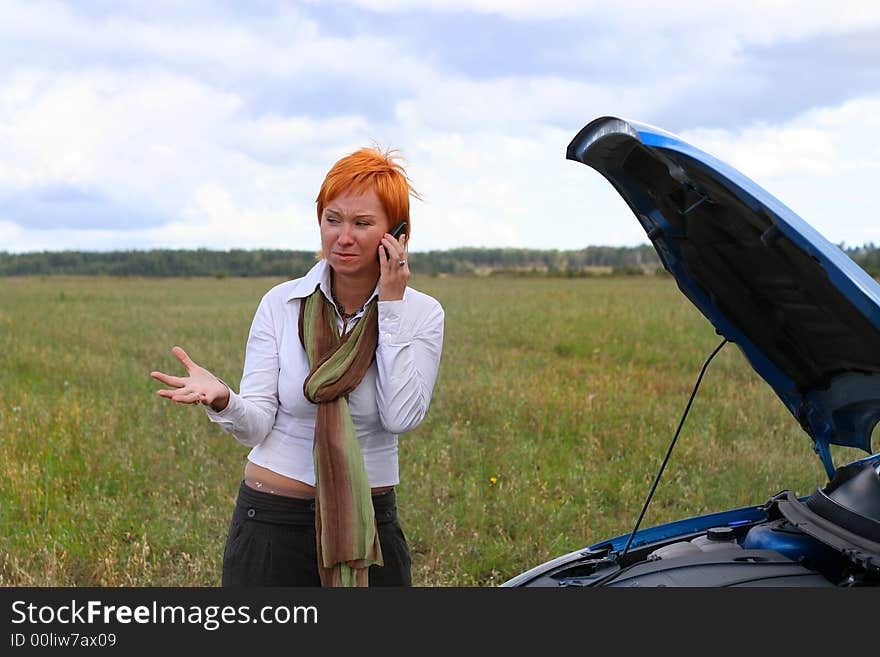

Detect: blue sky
[2,0,880,253]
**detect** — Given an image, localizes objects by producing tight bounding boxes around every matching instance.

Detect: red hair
[316,146,420,238]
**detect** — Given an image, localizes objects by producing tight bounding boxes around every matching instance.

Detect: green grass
[0,275,867,586]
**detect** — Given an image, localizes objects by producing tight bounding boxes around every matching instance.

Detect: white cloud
[178,182,319,251]
[345,0,880,36]
[1,0,880,253]
[0,1,320,77]
[0,69,242,189]
[404,125,644,249]
[680,96,880,246]
[0,220,24,246]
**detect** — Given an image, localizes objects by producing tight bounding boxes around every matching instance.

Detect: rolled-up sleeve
[205,293,280,446]
[374,293,445,434]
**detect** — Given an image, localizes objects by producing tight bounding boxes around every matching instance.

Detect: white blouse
[204,259,445,487]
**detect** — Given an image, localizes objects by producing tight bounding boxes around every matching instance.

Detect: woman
[150,146,445,587]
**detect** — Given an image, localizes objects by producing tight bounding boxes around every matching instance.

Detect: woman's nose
[337,223,355,243]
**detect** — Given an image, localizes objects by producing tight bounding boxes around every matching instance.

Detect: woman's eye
[325,216,340,223]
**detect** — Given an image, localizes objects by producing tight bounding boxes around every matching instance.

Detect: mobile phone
[389,221,407,240]
[379,221,408,263]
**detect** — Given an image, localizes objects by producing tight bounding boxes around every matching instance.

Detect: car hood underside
[567,116,880,477]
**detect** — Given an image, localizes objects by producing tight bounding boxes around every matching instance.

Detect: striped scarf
[299,286,383,587]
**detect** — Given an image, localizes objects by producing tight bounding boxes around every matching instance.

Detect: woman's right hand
[150,346,230,411]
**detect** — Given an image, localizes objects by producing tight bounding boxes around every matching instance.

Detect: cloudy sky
[2,0,880,254]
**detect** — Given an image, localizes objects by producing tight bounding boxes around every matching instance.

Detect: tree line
[0,246,662,277]
[0,243,878,278]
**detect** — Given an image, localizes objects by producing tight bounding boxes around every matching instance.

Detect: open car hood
[568,116,880,478]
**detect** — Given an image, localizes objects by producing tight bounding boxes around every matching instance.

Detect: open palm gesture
[151,346,229,410]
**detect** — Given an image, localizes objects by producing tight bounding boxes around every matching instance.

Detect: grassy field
[0,274,865,586]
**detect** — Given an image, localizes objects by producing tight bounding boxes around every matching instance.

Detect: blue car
[502,117,880,588]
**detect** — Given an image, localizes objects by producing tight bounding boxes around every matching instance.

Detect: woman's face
[320,186,391,278]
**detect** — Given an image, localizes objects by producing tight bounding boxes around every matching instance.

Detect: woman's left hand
[378,232,409,301]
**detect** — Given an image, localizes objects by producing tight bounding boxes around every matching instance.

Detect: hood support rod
[619,338,729,560]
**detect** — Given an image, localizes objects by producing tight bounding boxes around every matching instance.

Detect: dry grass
[0,275,862,586]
